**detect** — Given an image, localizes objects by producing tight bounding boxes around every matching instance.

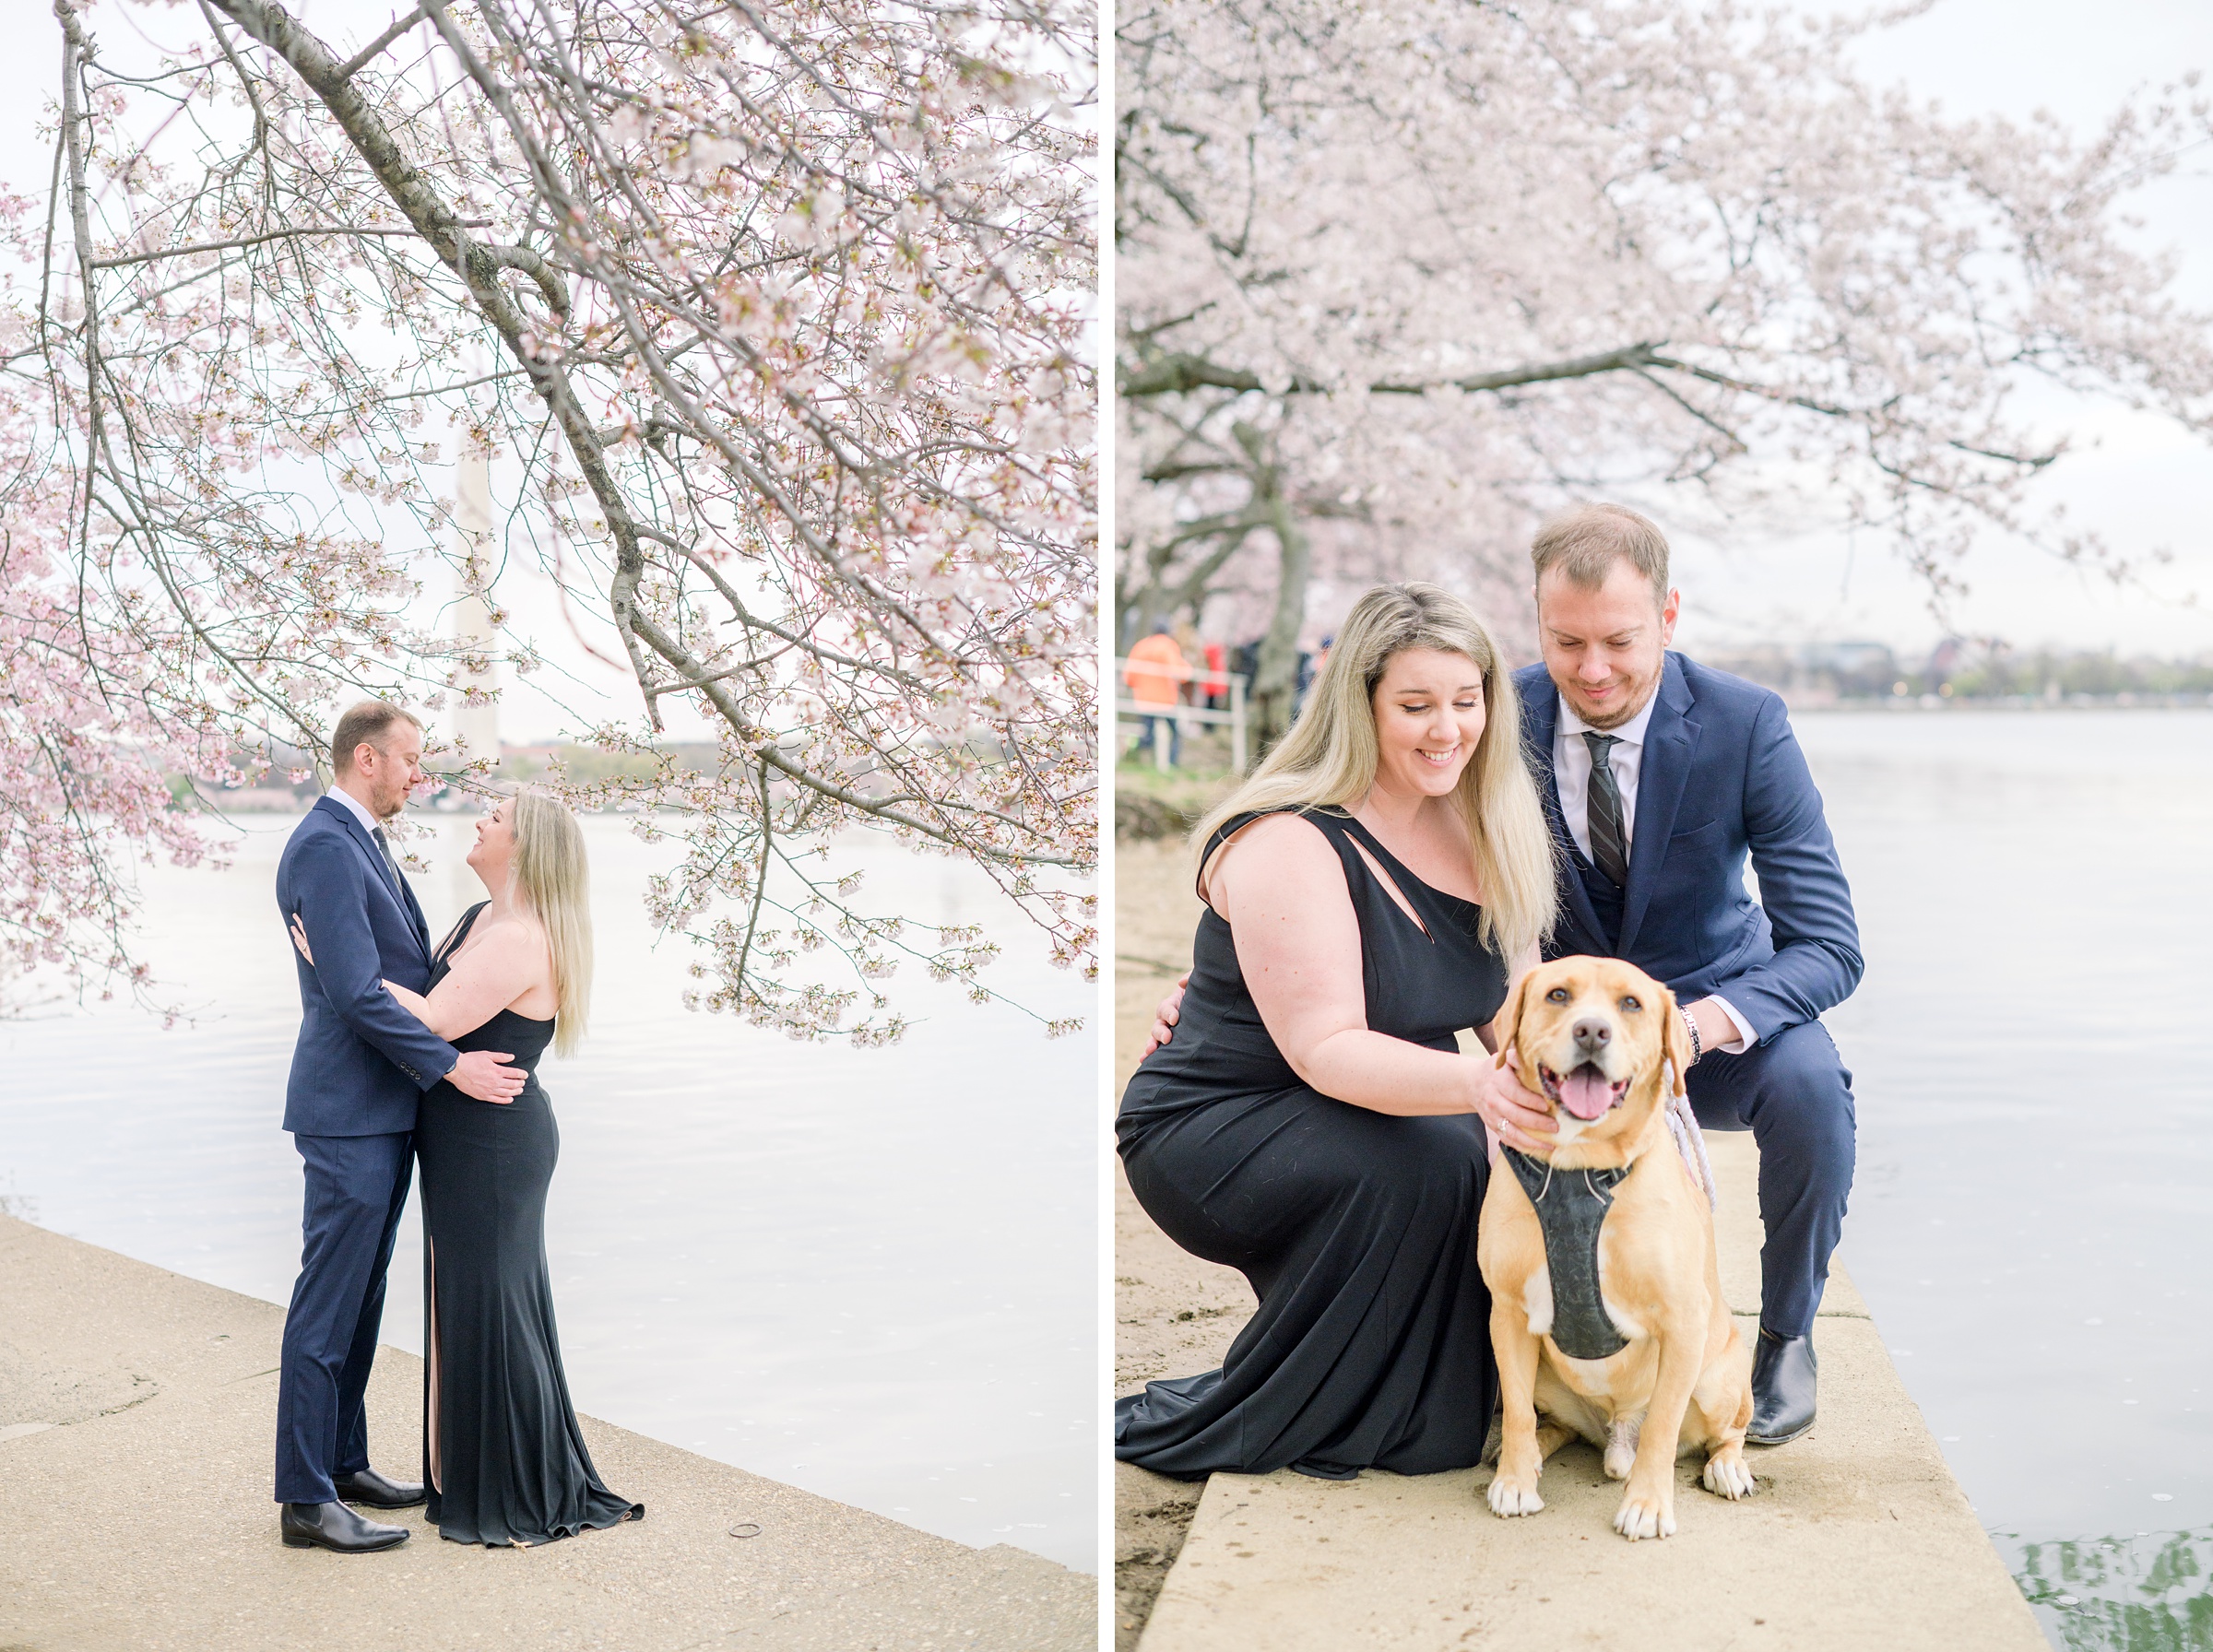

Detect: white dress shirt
[325,785,409,893]
[1552,690,1757,1054]
[326,784,385,838]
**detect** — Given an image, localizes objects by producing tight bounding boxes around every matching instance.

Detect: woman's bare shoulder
[1219,808,1334,855]
[458,911,549,962]
[1205,810,1343,904]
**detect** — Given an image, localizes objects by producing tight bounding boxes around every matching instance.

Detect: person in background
[1126,628,1193,768]
[1202,634,1229,712]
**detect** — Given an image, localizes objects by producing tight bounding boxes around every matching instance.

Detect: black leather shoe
[331,1467,426,1508]
[1746,1328,1818,1446]
[280,1501,409,1552]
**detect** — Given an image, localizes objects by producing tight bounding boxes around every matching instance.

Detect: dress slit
[426,1235,443,1494]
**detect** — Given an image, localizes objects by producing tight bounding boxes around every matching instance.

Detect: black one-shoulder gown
[1117,808,1510,1480]
[415,902,642,1545]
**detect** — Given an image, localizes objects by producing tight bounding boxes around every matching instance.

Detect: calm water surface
[0,813,1096,1571]
[1796,710,2212,1649]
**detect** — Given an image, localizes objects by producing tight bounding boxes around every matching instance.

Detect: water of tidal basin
[1789,709,2211,1650]
[0,813,1095,1572]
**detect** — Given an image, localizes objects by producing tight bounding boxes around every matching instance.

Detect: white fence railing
[1113,659,1249,773]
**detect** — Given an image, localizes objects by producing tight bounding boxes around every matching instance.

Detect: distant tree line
[1698,641,2213,704]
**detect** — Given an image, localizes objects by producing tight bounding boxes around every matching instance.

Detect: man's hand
[1473,1048,1557,1156]
[446,1049,524,1104]
[1140,974,1189,1059]
[288,913,314,966]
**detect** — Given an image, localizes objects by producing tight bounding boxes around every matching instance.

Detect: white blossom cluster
[1119,0,2213,717]
[5,0,1096,1036]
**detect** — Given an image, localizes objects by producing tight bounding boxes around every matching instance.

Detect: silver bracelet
[1681,1005,1702,1067]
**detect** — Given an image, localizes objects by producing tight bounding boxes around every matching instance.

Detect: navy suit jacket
[1514,653,1863,1043]
[275,796,460,1137]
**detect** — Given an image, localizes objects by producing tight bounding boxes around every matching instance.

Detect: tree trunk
[1249,452,1308,750]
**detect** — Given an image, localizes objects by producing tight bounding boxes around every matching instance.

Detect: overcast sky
[1676,1,2213,661]
[5,2,2207,744]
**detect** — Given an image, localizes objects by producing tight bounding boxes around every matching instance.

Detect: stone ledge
[1130,1135,2042,1652]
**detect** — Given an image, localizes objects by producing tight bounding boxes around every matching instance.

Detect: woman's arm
[381,918,543,1041]
[1213,816,1485,1117]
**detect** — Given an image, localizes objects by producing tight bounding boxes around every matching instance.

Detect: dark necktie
[1581,731,1631,888]
[371,824,407,894]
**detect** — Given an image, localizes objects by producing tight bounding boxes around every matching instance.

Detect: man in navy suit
[1500,503,1862,1445]
[271,702,524,1552]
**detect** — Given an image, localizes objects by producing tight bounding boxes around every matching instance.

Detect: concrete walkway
[1111,836,2045,1652]
[0,1214,1094,1652]
[1132,1136,2044,1651]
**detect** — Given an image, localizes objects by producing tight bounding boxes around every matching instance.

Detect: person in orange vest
[1201,636,1228,711]
[1125,630,1193,767]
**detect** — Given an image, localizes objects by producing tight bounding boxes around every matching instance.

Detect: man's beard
[1568,668,1659,730]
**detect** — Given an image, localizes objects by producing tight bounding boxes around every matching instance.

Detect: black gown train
[415,902,643,1545]
[1116,808,1510,1480]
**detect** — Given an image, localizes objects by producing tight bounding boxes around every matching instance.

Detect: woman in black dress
[340,789,639,1545]
[1118,583,1562,1480]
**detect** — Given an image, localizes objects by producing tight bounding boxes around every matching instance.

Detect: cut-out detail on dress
[1200,807,1484,944]
[1343,837,1432,938]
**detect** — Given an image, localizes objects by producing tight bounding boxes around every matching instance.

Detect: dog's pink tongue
[1558,1066,1616,1120]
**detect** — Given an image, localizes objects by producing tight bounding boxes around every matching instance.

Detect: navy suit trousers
[273,1130,412,1504]
[1685,1021,1855,1339]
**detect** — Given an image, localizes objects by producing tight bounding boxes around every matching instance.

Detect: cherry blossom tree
[5,0,1096,1037]
[1117,0,2213,740]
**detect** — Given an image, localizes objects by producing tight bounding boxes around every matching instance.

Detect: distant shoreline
[1791,693,2213,714]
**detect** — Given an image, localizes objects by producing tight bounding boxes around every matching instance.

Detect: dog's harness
[1502,1147,1629,1360]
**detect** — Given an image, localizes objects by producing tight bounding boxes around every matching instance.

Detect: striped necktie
[1581,732,1631,889]
[371,824,407,893]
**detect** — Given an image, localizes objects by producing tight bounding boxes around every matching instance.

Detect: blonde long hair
[509,787,593,1056]
[1191,583,1557,962]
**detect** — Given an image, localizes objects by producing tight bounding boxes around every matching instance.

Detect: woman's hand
[288,913,314,966]
[1470,1047,1557,1157]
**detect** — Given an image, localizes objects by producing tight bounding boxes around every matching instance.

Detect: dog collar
[1502,1147,1629,1360]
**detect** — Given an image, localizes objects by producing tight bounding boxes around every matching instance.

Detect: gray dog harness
[1502,1147,1629,1360]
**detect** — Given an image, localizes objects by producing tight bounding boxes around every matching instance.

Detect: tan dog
[1476,956,1755,1540]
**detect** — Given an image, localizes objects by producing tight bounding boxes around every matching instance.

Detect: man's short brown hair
[330,701,424,774]
[1530,503,1672,610]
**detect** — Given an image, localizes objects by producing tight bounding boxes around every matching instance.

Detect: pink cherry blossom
[1118,0,2213,735]
[5,0,1095,1039]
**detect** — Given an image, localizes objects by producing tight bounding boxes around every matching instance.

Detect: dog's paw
[1612,1491,1676,1541]
[1486,1474,1545,1517]
[1702,1448,1755,1501]
[1603,1419,1639,1481]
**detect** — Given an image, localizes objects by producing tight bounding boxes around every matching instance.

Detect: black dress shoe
[331,1467,427,1508]
[1746,1328,1818,1446]
[280,1501,409,1552]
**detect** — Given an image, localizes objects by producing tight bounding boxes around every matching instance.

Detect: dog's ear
[1661,985,1691,1097]
[1492,970,1537,1068]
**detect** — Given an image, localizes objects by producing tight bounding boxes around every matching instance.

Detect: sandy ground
[1110,835,2043,1651]
[0,1213,1094,1651]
